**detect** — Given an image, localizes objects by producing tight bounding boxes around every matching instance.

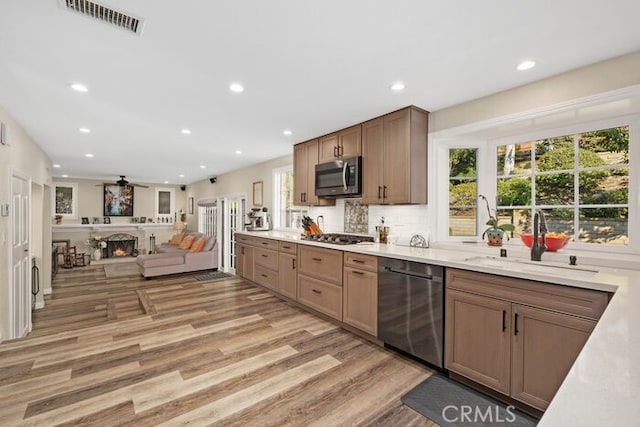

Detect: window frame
[436,112,638,255]
[272,165,307,231]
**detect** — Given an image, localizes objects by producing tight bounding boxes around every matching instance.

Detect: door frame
[8,168,32,339]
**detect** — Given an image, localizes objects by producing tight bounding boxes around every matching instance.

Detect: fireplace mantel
[52,224,176,233]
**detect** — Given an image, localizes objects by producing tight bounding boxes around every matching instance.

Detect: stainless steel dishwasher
[378,257,444,368]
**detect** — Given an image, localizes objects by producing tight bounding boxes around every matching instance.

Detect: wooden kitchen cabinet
[254,246,278,290]
[510,303,595,410]
[318,124,362,162]
[236,243,254,281]
[362,106,428,205]
[298,274,343,320]
[278,252,297,300]
[298,245,343,284]
[343,253,378,335]
[293,139,335,206]
[446,288,511,394]
[445,268,608,411]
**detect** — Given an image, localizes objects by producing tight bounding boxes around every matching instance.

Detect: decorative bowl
[520,233,570,252]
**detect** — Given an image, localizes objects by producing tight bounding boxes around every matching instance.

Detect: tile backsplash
[308,201,430,246]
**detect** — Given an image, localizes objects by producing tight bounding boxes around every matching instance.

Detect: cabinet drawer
[254,265,278,290]
[446,268,609,320]
[254,237,279,251]
[344,252,377,272]
[254,247,278,270]
[298,246,343,285]
[278,241,297,254]
[298,275,342,321]
[236,234,256,245]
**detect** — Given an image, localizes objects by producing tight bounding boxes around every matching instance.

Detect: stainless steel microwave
[315,156,362,197]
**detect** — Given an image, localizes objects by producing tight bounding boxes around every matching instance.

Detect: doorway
[10,171,31,339]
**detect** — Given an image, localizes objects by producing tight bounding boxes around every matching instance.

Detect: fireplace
[105,233,138,258]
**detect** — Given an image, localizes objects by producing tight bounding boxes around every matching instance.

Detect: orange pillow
[190,236,206,252]
[169,230,187,245]
[179,235,195,250]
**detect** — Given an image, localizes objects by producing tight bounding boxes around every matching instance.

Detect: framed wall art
[252,181,263,206]
[53,182,78,219]
[104,184,134,216]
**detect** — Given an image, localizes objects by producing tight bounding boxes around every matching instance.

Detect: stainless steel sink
[463,256,599,275]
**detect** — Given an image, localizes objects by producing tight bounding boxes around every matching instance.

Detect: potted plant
[87,236,107,260]
[479,194,515,246]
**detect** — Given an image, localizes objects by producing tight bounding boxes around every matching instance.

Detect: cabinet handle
[378,186,382,199]
[282,245,290,249]
[292,259,296,269]
[338,144,343,157]
[241,247,245,255]
[261,254,268,257]
[334,146,338,157]
[502,310,506,332]
[514,313,519,336]
[312,289,322,294]
[352,270,364,275]
[383,185,387,198]
[311,257,322,262]
[261,274,268,278]
[301,192,306,203]
[262,242,269,245]
[352,259,365,264]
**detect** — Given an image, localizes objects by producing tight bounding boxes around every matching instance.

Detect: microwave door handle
[342,162,348,190]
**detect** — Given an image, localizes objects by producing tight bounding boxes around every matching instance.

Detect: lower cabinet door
[445,289,511,395]
[297,275,342,321]
[343,267,377,335]
[278,252,297,300]
[511,303,596,411]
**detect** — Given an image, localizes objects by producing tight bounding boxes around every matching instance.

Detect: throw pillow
[190,236,206,252]
[179,235,195,250]
[168,230,187,245]
[203,235,216,251]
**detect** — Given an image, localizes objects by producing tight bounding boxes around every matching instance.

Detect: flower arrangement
[87,236,107,249]
[479,194,515,245]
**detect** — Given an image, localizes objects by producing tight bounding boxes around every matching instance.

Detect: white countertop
[237,230,640,426]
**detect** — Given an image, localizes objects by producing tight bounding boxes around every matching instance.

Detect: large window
[496,125,629,246]
[273,166,307,230]
[448,148,478,236]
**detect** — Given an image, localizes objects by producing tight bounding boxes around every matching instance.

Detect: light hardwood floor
[1,263,437,426]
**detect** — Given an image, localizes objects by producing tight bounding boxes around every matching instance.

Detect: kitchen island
[236,230,640,426]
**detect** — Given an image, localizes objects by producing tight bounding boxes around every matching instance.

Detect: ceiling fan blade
[132,183,149,188]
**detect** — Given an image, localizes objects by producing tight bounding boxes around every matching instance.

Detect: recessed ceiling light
[181,129,191,135]
[79,127,91,133]
[179,174,185,178]
[229,83,244,93]
[70,83,88,92]
[517,60,536,71]
[391,82,406,91]
[200,165,206,169]
[164,180,169,184]
[235,150,242,155]
[85,153,94,158]
[283,129,292,136]
[62,174,69,178]
[53,164,61,168]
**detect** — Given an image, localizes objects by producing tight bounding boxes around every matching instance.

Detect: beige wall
[0,104,53,340]
[185,155,292,230]
[53,178,186,225]
[430,51,640,132]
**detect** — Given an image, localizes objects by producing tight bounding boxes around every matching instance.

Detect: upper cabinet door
[318,133,339,163]
[337,124,362,159]
[293,143,308,206]
[362,118,384,204]
[383,108,412,204]
[318,125,362,162]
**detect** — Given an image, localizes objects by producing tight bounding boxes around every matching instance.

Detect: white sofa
[136,233,218,278]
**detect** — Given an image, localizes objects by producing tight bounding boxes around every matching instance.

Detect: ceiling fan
[97,175,149,188]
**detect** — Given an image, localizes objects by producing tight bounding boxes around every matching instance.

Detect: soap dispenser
[376,217,389,244]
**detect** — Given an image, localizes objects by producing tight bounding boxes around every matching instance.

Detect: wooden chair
[61,246,77,269]
[74,251,86,267]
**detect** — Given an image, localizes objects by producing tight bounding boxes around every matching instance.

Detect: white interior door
[220,195,246,273]
[11,172,31,338]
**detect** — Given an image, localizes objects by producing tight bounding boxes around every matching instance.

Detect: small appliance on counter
[246,207,271,231]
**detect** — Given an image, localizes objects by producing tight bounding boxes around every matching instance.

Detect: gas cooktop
[301,233,375,245]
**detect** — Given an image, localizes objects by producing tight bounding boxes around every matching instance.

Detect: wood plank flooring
[1,263,438,426]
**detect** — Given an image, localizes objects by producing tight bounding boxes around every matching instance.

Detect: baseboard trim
[35,301,45,309]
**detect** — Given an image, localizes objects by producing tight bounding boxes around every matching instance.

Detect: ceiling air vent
[58,0,144,35]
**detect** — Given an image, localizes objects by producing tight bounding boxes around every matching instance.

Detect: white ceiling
[1,1,640,185]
